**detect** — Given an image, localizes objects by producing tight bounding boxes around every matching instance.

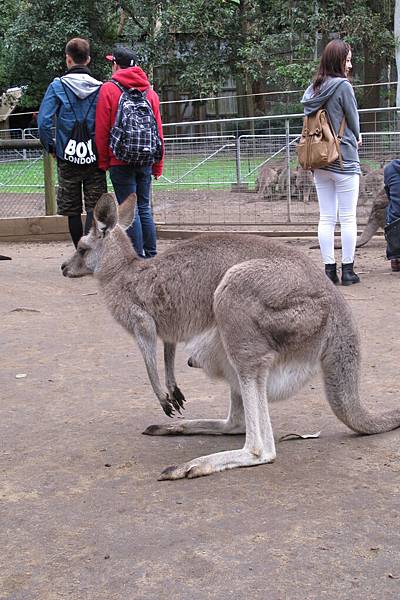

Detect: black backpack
[61,81,98,166]
[109,81,163,167]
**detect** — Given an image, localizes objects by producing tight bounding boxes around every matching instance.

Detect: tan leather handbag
[297,108,346,171]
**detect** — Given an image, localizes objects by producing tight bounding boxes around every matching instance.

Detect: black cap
[105,46,136,68]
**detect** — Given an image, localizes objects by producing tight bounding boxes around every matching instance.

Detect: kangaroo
[255,163,280,201]
[310,186,388,250]
[62,192,400,480]
[61,192,312,417]
[295,167,317,204]
[156,259,400,480]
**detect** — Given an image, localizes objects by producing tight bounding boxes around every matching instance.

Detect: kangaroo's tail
[321,303,400,434]
[310,220,382,251]
[355,216,382,248]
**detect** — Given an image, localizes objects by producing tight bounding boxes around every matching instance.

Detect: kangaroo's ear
[118,193,137,230]
[94,193,118,234]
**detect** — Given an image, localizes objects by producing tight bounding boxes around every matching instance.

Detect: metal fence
[0,108,398,229]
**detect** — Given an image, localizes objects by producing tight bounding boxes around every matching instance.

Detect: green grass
[0,155,271,194]
[0,155,384,195]
[0,159,45,193]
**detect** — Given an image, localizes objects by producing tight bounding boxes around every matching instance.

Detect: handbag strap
[323,109,346,169]
[335,116,346,170]
[338,116,346,139]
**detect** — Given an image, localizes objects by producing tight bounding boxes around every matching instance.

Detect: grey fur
[62,192,400,480]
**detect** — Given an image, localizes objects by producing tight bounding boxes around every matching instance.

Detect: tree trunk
[360,44,381,132]
[235,0,255,128]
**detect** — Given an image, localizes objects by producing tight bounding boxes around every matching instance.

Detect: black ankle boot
[324,263,339,284]
[341,262,360,286]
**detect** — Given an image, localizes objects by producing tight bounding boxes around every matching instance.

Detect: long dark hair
[312,39,350,94]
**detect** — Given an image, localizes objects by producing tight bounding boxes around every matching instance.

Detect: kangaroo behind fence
[61,192,400,480]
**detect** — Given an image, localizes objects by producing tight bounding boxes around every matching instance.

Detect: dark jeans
[109,165,157,258]
[385,160,400,223]
[384,160,400,259]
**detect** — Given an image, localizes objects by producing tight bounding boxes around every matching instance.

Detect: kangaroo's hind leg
[143,386,245,436]
[158,277,279,479]
[145,328,246,436]
[158,364,276,480]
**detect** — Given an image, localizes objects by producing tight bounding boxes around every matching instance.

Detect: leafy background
[0,0,396,115]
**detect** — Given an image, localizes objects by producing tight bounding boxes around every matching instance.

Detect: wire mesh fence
[0,109,398,229]
[0,128,50,218]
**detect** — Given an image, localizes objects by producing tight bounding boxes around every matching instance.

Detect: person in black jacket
[383,160,400,272]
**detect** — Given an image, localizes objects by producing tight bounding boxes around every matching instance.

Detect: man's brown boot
[391,258,400,272]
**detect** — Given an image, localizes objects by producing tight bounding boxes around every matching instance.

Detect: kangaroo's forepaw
[161,388,185,417]
[161,394,176,417]
[172,385,186,410]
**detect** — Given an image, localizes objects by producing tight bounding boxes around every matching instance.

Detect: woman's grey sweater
[301,77,360,173]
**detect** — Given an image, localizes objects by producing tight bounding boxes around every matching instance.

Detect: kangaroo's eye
[78,247,87,257]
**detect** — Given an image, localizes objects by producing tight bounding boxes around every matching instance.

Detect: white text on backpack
[64,139,96,165]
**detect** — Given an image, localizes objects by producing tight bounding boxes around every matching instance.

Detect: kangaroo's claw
[172,386,186,409]
[162,386,185,415]
[171,398,182,414]
[162,396,175,418]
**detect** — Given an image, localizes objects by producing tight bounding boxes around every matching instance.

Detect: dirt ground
[1,188,372,227]
[1,235,400,600]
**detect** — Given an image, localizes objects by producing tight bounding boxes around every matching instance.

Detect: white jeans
[313,169,360,265]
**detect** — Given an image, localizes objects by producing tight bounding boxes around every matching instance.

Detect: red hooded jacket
[95,67,164,177]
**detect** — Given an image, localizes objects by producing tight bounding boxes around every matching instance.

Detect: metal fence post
[43,152,57,215]
[235,136,242,186]
[22,129,27,161]
[285,119,292,223]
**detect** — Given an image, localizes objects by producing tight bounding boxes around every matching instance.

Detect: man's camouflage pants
[57,160,107,216]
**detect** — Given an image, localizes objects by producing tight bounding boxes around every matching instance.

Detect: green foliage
[0,0,396,109]
[0,0,21,94]
[1,0,119,105]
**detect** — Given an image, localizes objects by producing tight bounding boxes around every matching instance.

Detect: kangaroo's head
[61,192,136,278]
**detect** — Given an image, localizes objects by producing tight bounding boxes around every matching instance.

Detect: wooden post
[43,152,57,215]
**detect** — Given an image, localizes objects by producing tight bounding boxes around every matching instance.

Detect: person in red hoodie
[96,46,164,257]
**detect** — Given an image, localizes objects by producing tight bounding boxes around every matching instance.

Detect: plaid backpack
[109,82,163,167]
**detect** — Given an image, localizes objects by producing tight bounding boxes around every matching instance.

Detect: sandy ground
[1,236,400,600]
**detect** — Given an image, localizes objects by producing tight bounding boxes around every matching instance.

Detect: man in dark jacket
[95,46,164,258]
[384,159,400,272]
[38,38,107,247]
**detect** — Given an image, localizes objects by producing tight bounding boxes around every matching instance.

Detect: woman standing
[302,39,361,285]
